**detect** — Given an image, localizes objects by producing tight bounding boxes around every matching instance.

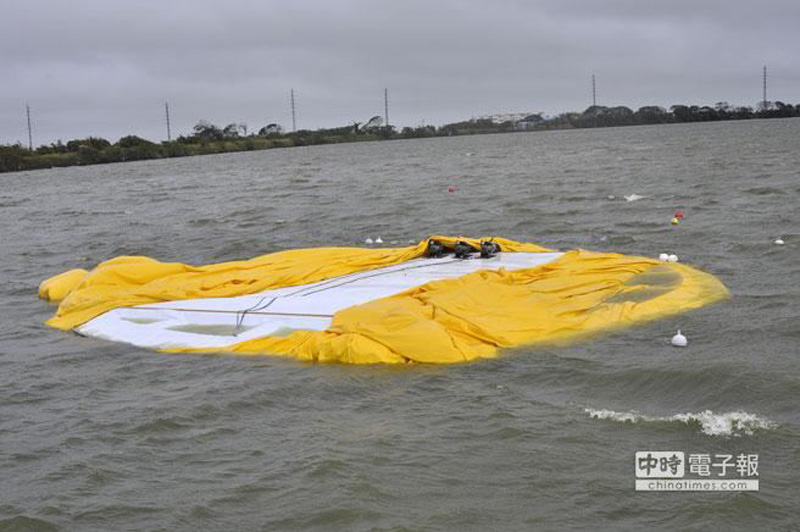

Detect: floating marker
[674,210,684,219]
[671,217,680,225]
[671,329,688,347]
[448,185,456,193]
[659,253,669,261]
[375,237,383,244]
[668,254,679,262]
[608,195,616,200]
[365,238,374,244]
[774,238,785,245]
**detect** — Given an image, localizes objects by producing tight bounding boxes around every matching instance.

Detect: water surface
[1,119,798,530]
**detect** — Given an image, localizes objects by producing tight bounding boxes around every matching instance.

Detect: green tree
[222,123,241,138]
[258,123,283,136]
[118,135,154,148]
[193,121,224,141]
[636,106,668,124]
[66,137,111,152]
[76,145,102,165]
[670,105,692,122]
[0,144,26,172]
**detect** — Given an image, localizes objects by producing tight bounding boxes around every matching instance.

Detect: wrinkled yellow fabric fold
[40,237,728,364]
[210,250,728,363]
[39,236,549,331]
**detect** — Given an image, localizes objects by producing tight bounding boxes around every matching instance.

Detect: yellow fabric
[38,268,89,301]
[39,236,548,330]
[40,237,729,364]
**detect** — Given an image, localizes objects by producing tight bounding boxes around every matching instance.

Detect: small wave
[0,515,59,531]
[0,198,31,207]
[743,186,785,196]
[585,408,777,436]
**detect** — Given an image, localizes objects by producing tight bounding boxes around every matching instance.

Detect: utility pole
[384,88,390,138]
[290,88,297,132]
[762,65,768,110]
[590,73,597,128]
[165,102,172,142]
[26,103,33,150]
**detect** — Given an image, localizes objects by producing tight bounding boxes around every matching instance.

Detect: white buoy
[607,195,616,200]
[365,238,373,244]
[671,330,688,347]
[375,237,383,244]
[774,238,785,245]
[668,254,679,262]
[659,253,669,261]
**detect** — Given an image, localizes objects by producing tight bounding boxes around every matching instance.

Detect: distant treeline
[0,120,389,173]
[540,101,800,129]
[2,102,798,173]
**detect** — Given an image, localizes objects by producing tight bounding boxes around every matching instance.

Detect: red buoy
[448,185,456,193]
[674,210,684,219]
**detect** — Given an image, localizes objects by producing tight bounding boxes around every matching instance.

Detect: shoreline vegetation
[2,102,799,174]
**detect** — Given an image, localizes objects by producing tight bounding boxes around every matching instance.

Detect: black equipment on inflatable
[480,240,501,258]
[454,241,474,259]
[427,239,447,258]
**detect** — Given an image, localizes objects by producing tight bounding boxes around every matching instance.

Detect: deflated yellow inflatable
[39,236,728,364]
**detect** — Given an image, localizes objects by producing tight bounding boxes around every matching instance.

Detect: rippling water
[1,119,798,530]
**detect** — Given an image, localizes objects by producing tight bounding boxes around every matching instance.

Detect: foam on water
[585,408,777,436]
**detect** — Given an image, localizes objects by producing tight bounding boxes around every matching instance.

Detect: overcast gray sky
[2,0,798,145]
